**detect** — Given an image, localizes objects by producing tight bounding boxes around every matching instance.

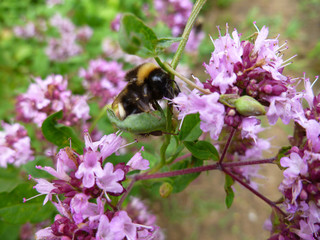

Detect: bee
[112,63,180,119]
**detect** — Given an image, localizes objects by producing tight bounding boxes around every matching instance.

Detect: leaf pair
[119,13,181,57]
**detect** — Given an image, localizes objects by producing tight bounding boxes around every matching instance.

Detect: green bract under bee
[106,109,166,134]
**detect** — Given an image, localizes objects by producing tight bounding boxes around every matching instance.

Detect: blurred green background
[0,0,319,239]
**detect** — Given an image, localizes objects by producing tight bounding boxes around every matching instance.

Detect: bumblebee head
[146,68,179,99]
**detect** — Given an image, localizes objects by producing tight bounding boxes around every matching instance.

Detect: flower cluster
[267,77,320,239]
[174,23,294,139]
[79,59,127,106]
[46,0,64,7]
[0,122,34,168]
[28,132,161,239]
[154,0,193,37]
[13,20,47,40]
[46,14,92,61]
[16,74,90,127]
[153,0,204,53]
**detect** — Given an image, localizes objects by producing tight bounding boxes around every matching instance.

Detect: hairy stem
[171,0,207,69]
[222,167,287,217]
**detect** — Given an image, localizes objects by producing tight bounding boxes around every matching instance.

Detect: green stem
[171,0,207,69]
[154,56,166,70]
[151,0,206,173]
[163,62,211,94]
[89,104,109,133]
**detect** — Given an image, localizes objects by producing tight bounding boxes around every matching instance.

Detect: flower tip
[83,129,89,134]
[28,175,32,180]
[23,198,26,203]
[35,165,42,169]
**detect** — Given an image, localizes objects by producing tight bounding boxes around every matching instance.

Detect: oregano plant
[1,0,319,239]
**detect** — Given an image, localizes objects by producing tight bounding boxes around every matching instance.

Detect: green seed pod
[234,96,266,116]
[106,109,167,134]
[159,182,173,198]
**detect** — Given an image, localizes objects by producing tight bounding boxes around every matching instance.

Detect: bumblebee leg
[135,98,161,119]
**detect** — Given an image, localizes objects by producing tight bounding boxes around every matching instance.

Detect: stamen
[311,76,319,89]
[120,139,138,149]
[281,54,297,65]
[133,222,154,230]
[253,21,259,32]
[275,41,288,52]
[23,193,43,202]
[280,62,293,69]
[104,191,111,202]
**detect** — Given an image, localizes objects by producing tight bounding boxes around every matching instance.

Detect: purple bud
[310,165,320,181]
[263,84,273,94]
[307,184,318,195]
[271,84,287,96]
[299,189,308,201]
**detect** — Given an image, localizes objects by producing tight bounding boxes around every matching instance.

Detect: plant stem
[154,56,166,70]
[117,178,136,209]
[171,0,207,69]
[168,152,192,165]
[163,62,211,94]
[222,167,287,217]
[219,127,236,164]
[135,158,275,180]
[89,104,109,133]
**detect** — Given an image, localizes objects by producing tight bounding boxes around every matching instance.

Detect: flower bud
[234,96,266,116]
[159,182,173,198]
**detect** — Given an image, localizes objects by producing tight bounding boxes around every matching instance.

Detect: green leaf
[170,156,203,193]
[0,183,56,224]
[41,111,84,154]
[184,140,219,161]
[118,13,158,57]
[156,37,183,50]
[0,221,20,240]
[275,146,291,170]
[179,113,202,142]
[106,109,167,134]
[0,166,22,193]
[22,156,54,179]
[224,174,235,208]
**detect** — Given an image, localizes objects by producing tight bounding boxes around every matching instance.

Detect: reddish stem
[219,127,236,164]
[169,153,192,165]
[222,167,287,217]
[135,158,275,181]
[117,178,136,209]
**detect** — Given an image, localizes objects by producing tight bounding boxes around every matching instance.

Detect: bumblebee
[112,63,180,119]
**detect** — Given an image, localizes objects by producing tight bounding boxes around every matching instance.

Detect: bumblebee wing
[112,87,128,108]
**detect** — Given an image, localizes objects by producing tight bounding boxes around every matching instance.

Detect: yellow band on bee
[136,63,158,85]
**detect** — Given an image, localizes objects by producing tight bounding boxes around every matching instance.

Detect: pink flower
[96,215,113,240]
[75,150,103,188]
[79,59,126,106]
[33,178,56,205]
[127,147,149,170]
[0,122,34,167]
[240,117,263,142]
[16,74,90,127]
[96,162,125,194]
[110,211,137,240]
